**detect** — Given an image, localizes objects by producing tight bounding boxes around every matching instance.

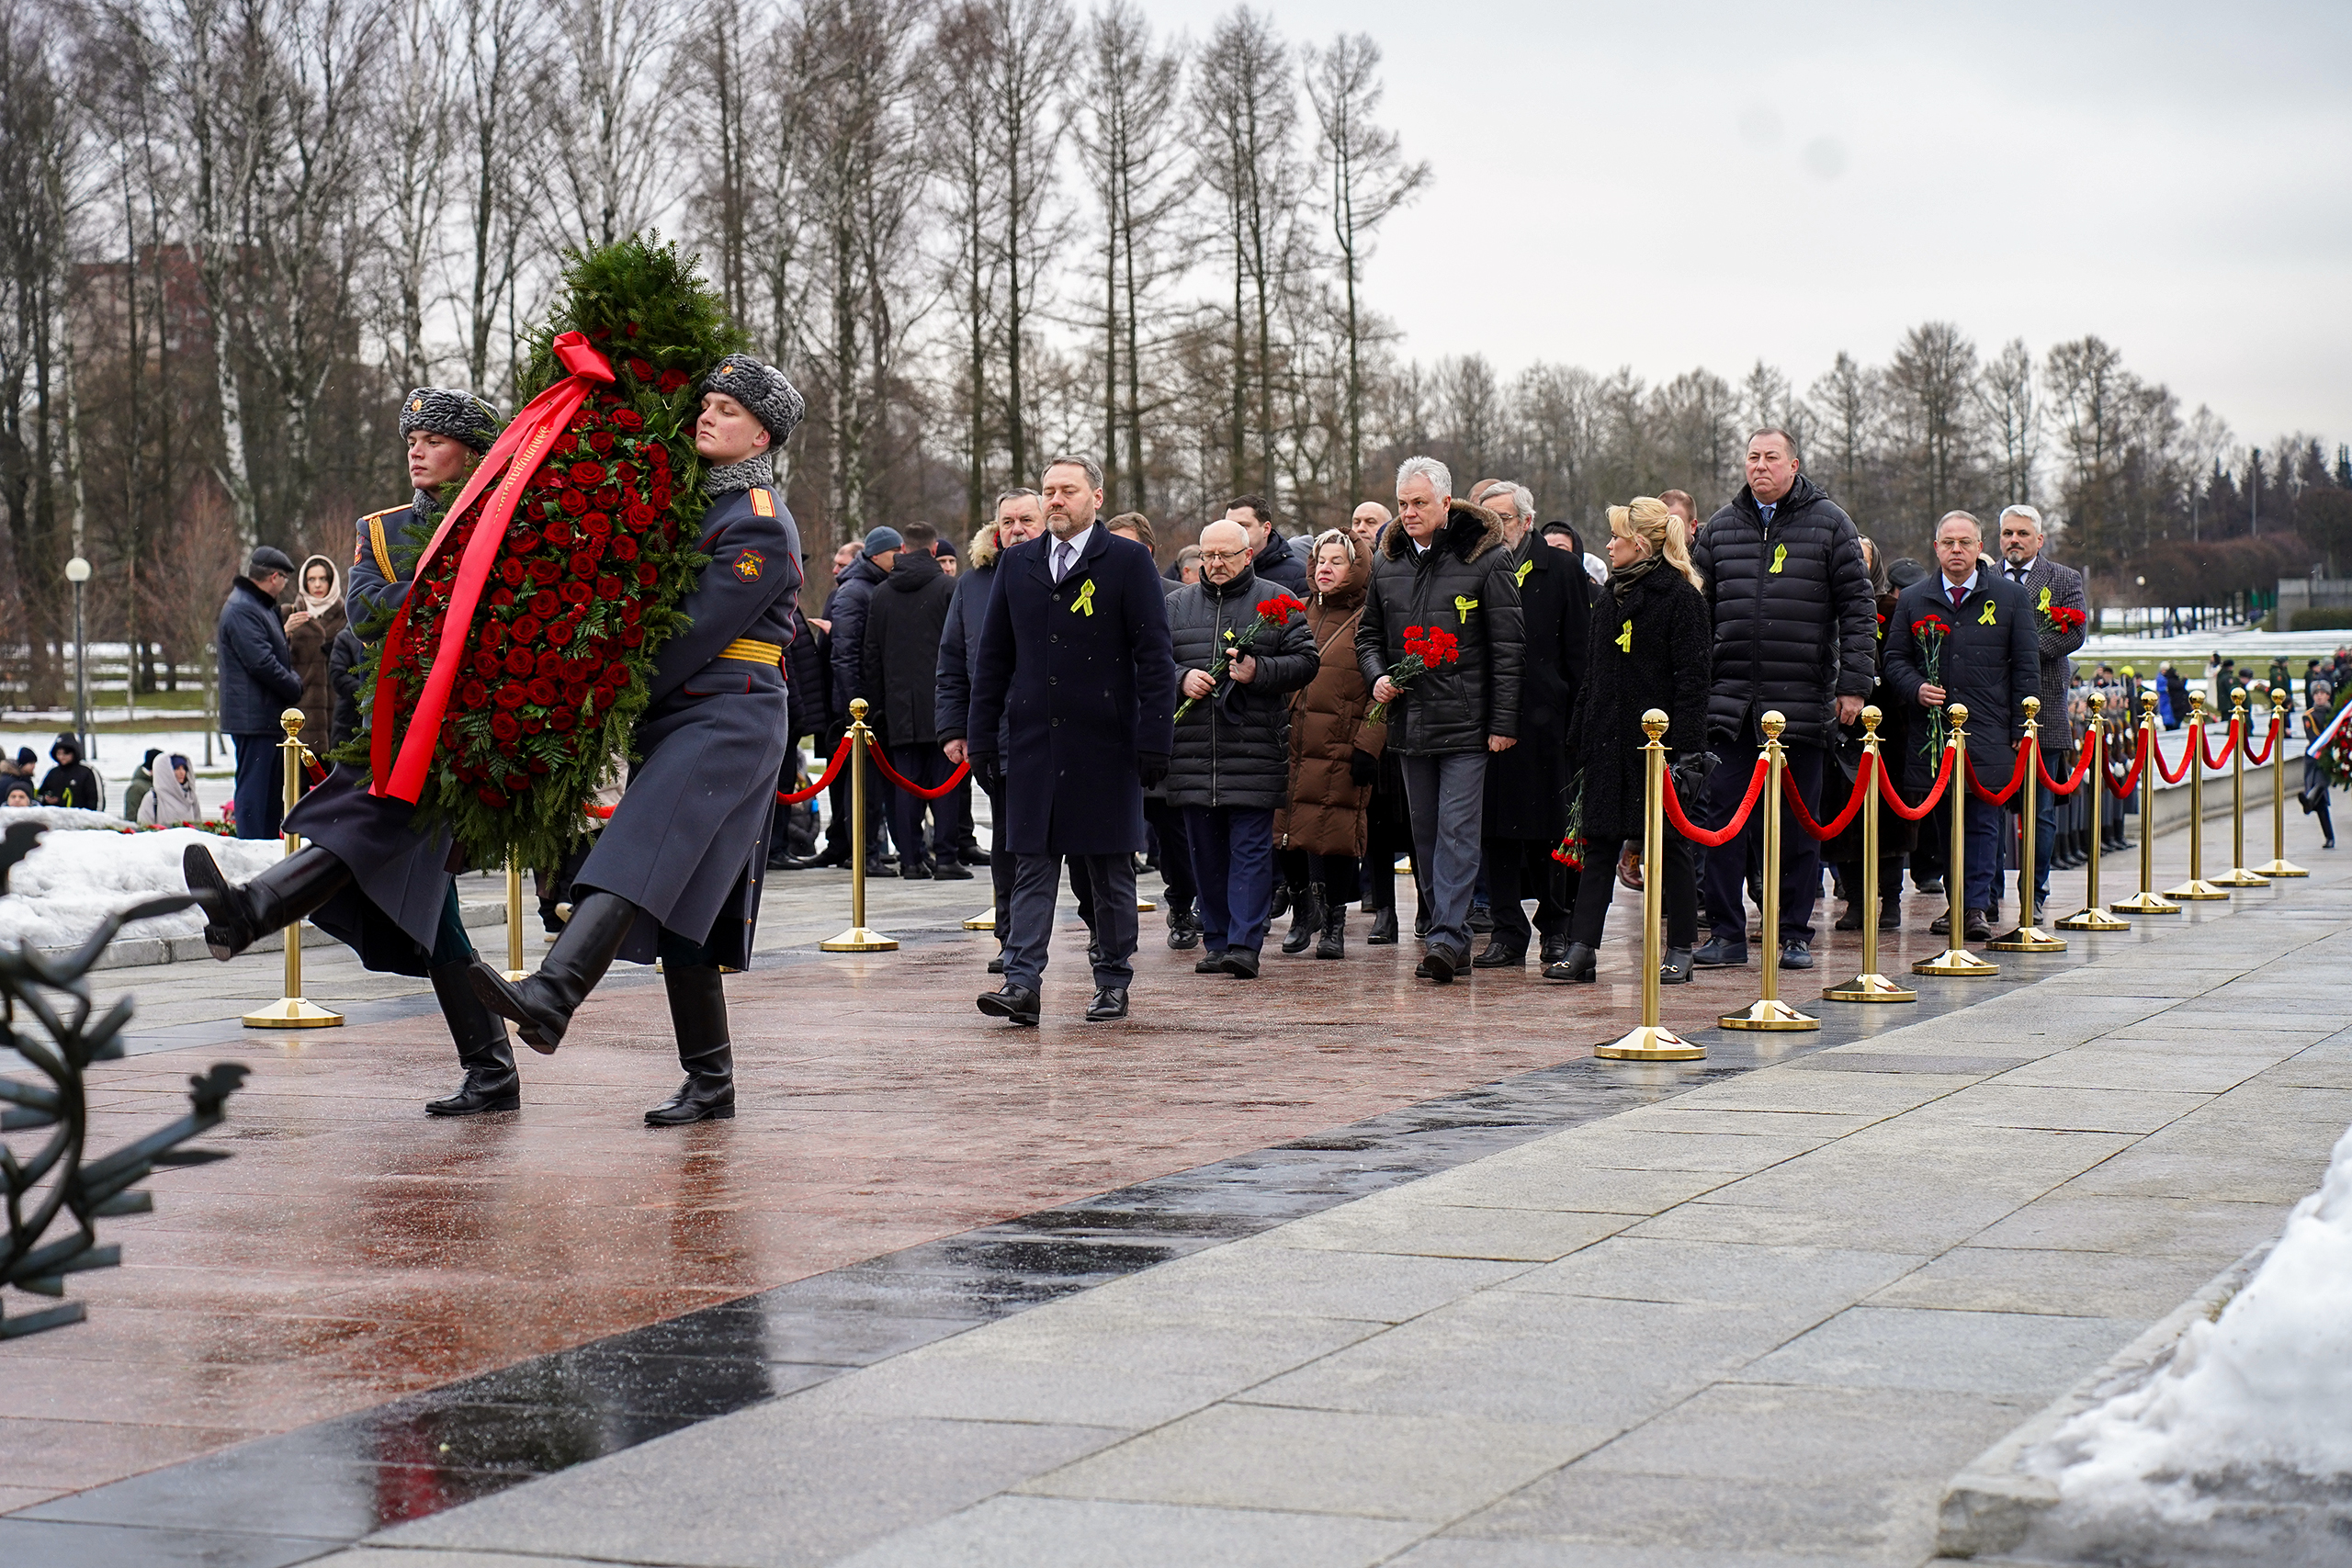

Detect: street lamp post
[63,556,91,761]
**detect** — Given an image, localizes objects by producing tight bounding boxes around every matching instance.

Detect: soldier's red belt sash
[369,332,616,803]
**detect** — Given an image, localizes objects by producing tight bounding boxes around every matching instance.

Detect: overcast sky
[1141,0,2352,453]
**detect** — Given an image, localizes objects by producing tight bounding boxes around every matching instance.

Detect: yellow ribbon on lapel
[1513,558,1533,587]
[1770,543,1788,574]
[1615,619,1633,653]
[1454,594,1478,618]
[1978,599,1997,626]
[2037,585,2051,612]
[1070,580,1096,616]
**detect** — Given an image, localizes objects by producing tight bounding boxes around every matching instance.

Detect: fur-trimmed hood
[1379,500,1508,565]
[967,522,1002,571]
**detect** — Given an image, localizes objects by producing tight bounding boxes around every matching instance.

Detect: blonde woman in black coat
[1552,497,1713,985]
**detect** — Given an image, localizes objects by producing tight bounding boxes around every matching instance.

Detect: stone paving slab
[305,826,2352,1568]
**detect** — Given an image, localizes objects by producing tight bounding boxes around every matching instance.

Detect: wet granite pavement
[1,818,2340,1564]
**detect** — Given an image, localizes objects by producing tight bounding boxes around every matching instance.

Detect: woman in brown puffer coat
[1274,529,1385,958]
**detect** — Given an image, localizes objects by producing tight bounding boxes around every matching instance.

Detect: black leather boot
[1314,902,1345,960]
[1366,906,1399,944]
[1281,883,1322,954]
[424,961,519,1116]
[183,842,351,961]
[1543,942,1598,983]
[469,889,637,1055]
[647,963,735,1124]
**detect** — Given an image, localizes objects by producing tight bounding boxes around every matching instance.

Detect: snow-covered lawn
[0,808,279,949]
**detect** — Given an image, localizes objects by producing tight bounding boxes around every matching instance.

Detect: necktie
[1055,541,1073,582]
[1949,583,1966,611]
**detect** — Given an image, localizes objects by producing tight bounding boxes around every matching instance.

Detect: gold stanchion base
[1718,998,1820,1032]
[962,906,997,931]
[1595,1025,1705,1061]
[820,927,899,953]
[1136,897,1157,912]
[2054,906,2131,931]
[2164,879,2231,900]
[2209,868,2270,887]
[2255,859,2310,878]
[243,997,343,1029]
[1913,947,1999,976]
[1823,972,1917,1003]
[2111,890,2182,914]
[1988,924,2067,953]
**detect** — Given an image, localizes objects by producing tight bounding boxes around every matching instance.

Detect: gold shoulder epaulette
[357,505,404,581]
[749,488,775,518]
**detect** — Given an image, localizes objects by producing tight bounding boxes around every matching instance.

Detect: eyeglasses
[1198,549,1246,562]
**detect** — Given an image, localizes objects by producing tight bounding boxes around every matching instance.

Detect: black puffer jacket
[1250,530,1309,596]
[1355,502,1525,756]
[1690,472,1876,749]
[860,547,955,746]
[825,553,888,715]
[1563,562,1713,841]
[1167,564,1317,811]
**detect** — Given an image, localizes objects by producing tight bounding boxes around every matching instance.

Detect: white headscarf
[140,755,201,826]
[295,554,343,618]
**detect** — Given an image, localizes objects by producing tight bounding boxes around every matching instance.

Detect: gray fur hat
[399,387,503,454]
[701,355,807,445]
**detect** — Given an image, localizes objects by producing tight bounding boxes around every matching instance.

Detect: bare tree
[924,2,1003,529]
[2045,334,2132,557]
[984,0,1067,485]
[1303,30,1421,504]
[539,0,674,252]
[1807,350,1878,512]
[377,0,456,389]
[1884,321,1978,524]
[455,0,540,394]
[1974,336,2039,508]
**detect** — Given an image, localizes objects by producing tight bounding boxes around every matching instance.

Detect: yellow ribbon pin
[1454,594,1478,618]
[1770,543,1788,574]
[1513,558,1533,587]
[1070,580,1096,616]
[2037,585,2051,612]
[1615,619,1633,653]
[1978,599,1997,626]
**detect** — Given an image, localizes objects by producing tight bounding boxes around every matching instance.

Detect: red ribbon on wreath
[370,332,616,803]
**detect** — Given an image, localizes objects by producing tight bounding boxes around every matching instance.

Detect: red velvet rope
[2198,717,2241,773]
[2104,728,2149,798]
[868,747,973,800]
[1780,751,1873,841]
[775,735,854,804]
[1965,742,2033,806]
[303,755,328,786]
[2036,736,2095,797]
[2154,728,2197,784]
[2244,716,2278,767]
[1879,744,1956,821]
[1661,756,1770,848]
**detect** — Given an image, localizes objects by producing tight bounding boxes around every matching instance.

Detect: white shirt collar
[1942,567,1979,595]
[1051,524,1095,562]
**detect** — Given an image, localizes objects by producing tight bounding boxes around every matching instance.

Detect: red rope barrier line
[2105,728,2149,798]
[2244,716,2278,767]
[1879,744,1956,821]
[868,748,973,801]
[2036,737,2095,797]
[1965,742,2032,806]
[1781,751,1874,841]
[2154,728,2197,784]
[1661,756,1770,848]
[2198,717,2241,773]
[776,735,855,805]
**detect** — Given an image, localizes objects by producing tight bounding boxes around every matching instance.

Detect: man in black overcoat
[1994,504,2086,921]
[967,454,1177,1024]
[472,355,806,1126]
[1473,481,1586,968]
[1882,510,2039,941]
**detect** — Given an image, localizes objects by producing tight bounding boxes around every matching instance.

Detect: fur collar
[1380,500,1507,565]
[968,522,1001,570]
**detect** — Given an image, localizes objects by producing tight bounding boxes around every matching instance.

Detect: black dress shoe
[866,859,899,878]
[1194,949,1228,974]
[1083,987,1129,1021]
[987,951,1006,974]
[976,984,1040,1025]
[1880,898,1901,930]
[1472,939,1523,968]
[1659,947,1693,985]
[1366,907,1399,944]
[1930,910,1952,936]
[933,862,974,881]
[959,842,990,866]
[1834,904,1862,931]
[1167,908,1202,950]
[1539,934,1569,967]
[1427,943,1466,984]
[1691,935,1747,967]
[899,862,933,880]
[1467,903,1494,934]
[1221,948,1261,979]
[1543,942,1597,983]
[1779,941,1815,971]
[1966,909,1992,942]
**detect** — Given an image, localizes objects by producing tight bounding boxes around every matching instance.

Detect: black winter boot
[1281,883,1322,954]
[183,843,351,961]
[469,890,637,1055]
[1314,900,1345,960]
[646,963,735,1125]
[1367,906,1399,944]
[424,961,519,1116]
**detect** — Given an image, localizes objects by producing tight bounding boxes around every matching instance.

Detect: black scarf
[1609,552,1663,601]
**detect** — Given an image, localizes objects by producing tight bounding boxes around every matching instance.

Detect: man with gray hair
[1996,502,2087,922]
[1356,455,1526,983]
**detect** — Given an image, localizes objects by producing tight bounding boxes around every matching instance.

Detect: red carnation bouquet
[1364,625,1459,724]
[1175,592,1307,721]
[346,238,743,871]
[2042,604,2087,637]
[1913,612,1951,758]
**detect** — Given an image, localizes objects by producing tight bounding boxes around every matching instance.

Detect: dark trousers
[1003,852,1136,992]
[1962,795,2003,913]
[1281,847,1361,907]
[1572,832,1699,950]
[1483,836,1576,955]
[981,778,1015,942]
[822,727,889,859]
[946,775,976,852]
[232,732,284,840]
[885,743,952,870]
[1145,797,1197,911]
[1701,725,1825,944]
[1183,805,1276,955]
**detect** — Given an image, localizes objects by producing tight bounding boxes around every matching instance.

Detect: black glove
[1136,751,1170,789]
[1670,750,1720,796]
[973,753,1004,794]
[1349,748,1380,786]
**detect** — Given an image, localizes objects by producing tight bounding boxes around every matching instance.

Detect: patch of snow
[2036,1122,2352,1536]
[0,820,280,949]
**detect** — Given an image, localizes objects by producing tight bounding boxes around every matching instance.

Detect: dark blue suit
[577,484,802,969]
[967,525,1175,992]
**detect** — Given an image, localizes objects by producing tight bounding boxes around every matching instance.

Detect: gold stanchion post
[821,698,898,952]
[1721,712,1817,1031]
[2257,689,2309,878]
[503,859,527,979]
[2058,691,2129,931]
[963,906,997,931]
[2211,688,2269,888]
[1596,711,1703,1061]
[1914,702,1998,977]
[243,708,342,1029]
[1991,696,2066,952]
[1825,706,1915,1002]
[2165,692,2228,901]
[2112,692,2180,915]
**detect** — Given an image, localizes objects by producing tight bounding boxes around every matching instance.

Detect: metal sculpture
[1,821,245,1337]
